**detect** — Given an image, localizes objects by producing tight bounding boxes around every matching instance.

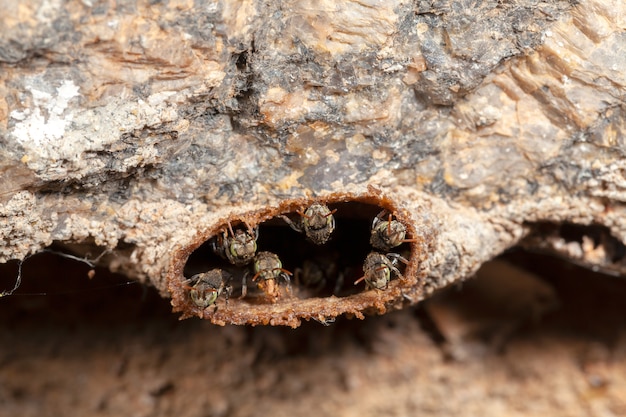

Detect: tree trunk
[1,0,625,326]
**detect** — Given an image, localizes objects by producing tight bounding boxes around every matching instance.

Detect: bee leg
[386,253,409,266]
[224,284,233,306]
[387,263,404,279]
[280,272,292,295]
[279,215,303,233]
[239,271,249,299]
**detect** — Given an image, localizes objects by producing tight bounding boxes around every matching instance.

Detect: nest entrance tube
[168,191,427,327]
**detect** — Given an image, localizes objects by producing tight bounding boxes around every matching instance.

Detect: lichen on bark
[1,0,625,325]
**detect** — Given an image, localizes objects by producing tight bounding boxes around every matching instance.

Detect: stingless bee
[295,256,344,295]
[185,269,233,310]
[240,251,292,301]
[354,252,408,290]
[280,203,337,245]
[295,259,333,292]
[370,210,417,251]
[211,221,258,266]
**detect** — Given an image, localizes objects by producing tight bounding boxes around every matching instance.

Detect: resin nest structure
[168,189,437,327]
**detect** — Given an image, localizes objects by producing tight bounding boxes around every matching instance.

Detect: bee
[241,251,292,301]
[185,269,233,310]
[295,256,344,295]
[211,221,258,266]
[370,210,416,251]
[294,259,332,291]
[280,203,337,245]
[295,259,332,292]
[354,252,407,290]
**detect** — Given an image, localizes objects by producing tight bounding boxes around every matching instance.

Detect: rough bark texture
[1,1,625,325]
[2,1,626,416]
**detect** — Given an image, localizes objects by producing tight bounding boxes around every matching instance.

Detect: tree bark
[1,0,625,325]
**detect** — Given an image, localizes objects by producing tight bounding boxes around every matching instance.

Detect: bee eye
[230,243,239,257]
[205,290,218,304]
[191,288,218,308]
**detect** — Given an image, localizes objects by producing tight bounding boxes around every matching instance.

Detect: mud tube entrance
[167,188,437,327]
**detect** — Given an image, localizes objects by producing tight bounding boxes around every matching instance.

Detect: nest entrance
[169,191,427,327]
[184,202,412,300]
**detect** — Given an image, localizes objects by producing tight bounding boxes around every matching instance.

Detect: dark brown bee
[240,251,292,301]
[295,256,344,295]
[185,269,233,310]
[370,210,416,251]
[295,259,331,291]
[211,221,258,266]
[354,252,407,290]
[280,203,336,245]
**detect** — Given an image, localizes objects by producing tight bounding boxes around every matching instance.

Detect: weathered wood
[1,0,625,325]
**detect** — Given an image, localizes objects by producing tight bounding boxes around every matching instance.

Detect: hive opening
[183,201,415,305]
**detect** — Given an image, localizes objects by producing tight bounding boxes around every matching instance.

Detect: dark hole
[234,50,248,70]
[184,202,413,300]
[559,223,604,245]
[503,248,626,340]
[530,222,626,263]
[0,249,163,324]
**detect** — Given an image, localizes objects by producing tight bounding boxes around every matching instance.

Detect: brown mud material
[168,188,436,327]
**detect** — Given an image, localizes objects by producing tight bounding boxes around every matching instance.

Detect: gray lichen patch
[6,75,191,183]
[0,191,56,262]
